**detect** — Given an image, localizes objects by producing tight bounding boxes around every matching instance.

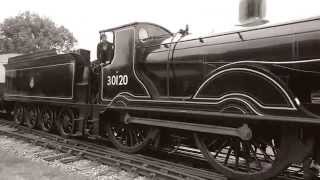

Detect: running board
[126,115,252,140]
[109,105,320,125]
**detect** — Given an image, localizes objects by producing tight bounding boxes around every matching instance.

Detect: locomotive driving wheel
[194,105,293,180]
[25,105,39,128]
[106,113,159,153]
[40,106,55,132]
[13,103,24,125]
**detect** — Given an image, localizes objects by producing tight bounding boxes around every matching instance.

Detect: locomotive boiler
[4,17,320,180]
[99,19,320,180]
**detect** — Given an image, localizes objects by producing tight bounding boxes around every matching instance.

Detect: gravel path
[0,135,149,180]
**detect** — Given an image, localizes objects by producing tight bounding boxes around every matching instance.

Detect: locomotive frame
[4,17,320,180]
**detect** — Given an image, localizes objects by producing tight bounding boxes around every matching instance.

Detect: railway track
[157,147,309,180]
[0,118,313,180]
[0,118,226,180]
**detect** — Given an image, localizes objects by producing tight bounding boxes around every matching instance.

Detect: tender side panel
[5,63,75,99]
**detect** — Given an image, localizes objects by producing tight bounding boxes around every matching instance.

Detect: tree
[0,11,77,54]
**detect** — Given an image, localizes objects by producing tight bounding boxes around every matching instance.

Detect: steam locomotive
[4,16,320,180]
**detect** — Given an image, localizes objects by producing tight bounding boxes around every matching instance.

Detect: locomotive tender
[4,17,320,180]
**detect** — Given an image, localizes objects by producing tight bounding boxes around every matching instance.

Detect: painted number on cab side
[107,75,128,86]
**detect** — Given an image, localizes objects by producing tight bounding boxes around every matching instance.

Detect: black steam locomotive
[4,16,320,180]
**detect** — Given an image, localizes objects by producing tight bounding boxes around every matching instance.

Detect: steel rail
[0,119,226,180]
[0,118,312,180]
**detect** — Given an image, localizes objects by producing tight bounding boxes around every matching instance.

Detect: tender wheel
[25,105,39,128]
[106,113,159,153]
[13,103,24,125]
[57,108,74,137]
[40,106,55,132]
[194,104,293,180]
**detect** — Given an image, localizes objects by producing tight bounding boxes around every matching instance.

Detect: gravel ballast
[0,135,149,180]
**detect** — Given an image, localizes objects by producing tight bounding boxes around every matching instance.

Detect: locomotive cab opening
[97,31,114,66]
[98,22,172,101]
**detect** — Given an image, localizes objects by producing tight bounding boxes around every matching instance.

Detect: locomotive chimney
[239,0,268,27]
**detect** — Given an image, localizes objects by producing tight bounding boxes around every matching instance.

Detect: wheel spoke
[40,108,54,132]
[214,139,228,158]
[224,146,232,165]
[132,129,141,144]
[248,142,262,170]
[208,139,219,149]
[14,105,24,124]
[232,139,240,169]
[25,106,38,128]
[194,105,295,180]
[253,141,273,163]
[257,138,277,154]
[107,115,158,153]
[58,109,74,136]
[128,128,135,146]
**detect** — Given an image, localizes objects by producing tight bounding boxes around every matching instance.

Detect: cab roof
[99,22,172,35]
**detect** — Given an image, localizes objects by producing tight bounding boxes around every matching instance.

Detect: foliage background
[0,11,77,54]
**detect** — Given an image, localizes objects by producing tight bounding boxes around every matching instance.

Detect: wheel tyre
[40,106,55,132]
[25,105,38,129]
[106,113,159,153]
[193,104,292,180]
[13,104,24,125]
[57,108,74,138]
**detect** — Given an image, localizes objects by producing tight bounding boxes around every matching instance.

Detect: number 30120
[106,75,128,86]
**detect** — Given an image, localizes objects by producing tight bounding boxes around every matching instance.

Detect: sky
[1,0,320,60]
